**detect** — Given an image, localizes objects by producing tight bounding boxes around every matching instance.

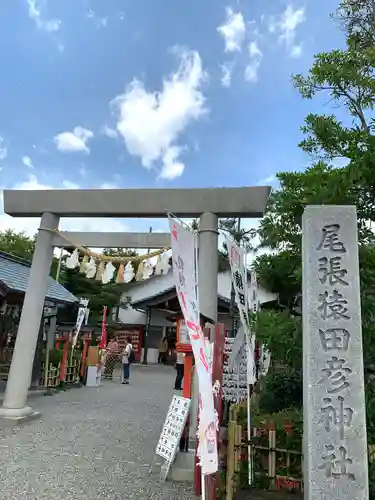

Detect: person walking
[174,351,185,390]
[121,337,133,385]
[158,336,168,364]
[104,336,119,380]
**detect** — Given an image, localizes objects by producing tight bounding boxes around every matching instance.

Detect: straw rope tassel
[79,255,89,274]
[96,261,105,281]
[116,263,125,283]
[135,261,145,281]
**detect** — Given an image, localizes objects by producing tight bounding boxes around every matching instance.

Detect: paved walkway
[0,365,194,500]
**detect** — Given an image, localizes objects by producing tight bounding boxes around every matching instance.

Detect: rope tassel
[95,261,105,281]
[116,263,125,283]
[79,255,89,274]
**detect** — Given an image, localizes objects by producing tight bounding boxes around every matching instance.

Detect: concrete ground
[0,365,194,500]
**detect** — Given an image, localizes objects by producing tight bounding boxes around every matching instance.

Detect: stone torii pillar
[0,213,58,418]
[0,186,270,421]
[199,212,219,326]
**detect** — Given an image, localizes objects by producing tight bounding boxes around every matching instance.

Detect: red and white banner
[169,215,218,475]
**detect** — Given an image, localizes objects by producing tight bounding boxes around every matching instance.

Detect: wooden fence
[40,363,61,388]
[225,404,375,500]
[65,360,81,384]
[226,404,303,500]
[40,359,81,388]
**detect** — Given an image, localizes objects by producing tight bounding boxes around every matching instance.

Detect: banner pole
[201,472,206,500]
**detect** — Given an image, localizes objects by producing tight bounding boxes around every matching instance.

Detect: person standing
[104,336,119,380]
[121,337,133,385]
[158,336,168,364]
[174,351,185,390]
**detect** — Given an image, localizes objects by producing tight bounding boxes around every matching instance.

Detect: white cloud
[79,164,88,176]
[269,5,305,57]
[101,125,118,139]
[0,175,130,237]
[158,146,185,180]
[54,126,94,153]
[257,174,276,185]
[111,48,207,180]
[244,42,263,83]
[100,182,118,189]
[0,136,7,161]
[22,156,34,168]
[217,8,246,52]
[290,44,302,58]
[62,180,80,189]
[220,64,233,88]
[27,0,61,32]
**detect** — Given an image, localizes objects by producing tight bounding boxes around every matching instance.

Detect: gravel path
[0,365,194,500]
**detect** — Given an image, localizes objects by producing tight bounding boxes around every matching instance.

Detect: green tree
[102,248,138,258]
[58,266,127,325]
[254,0,375,378]
[0,229,36,260]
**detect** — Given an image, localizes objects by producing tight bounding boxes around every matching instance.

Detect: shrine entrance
[0,185,270,421]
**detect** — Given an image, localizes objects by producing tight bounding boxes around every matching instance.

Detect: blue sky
[0,0,344,237]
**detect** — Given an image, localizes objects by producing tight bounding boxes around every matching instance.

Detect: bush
[259,370,302,414]
[48,348,63,367]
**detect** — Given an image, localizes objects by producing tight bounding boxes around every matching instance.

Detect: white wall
[117,269,277,328]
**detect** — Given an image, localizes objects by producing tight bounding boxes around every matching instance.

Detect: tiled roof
[0,251,78,304]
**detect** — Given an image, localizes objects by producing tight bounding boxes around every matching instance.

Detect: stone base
[0,405,41,423]
[170,450,195,482]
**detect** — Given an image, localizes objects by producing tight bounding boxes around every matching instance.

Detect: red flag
[99,306,108,349]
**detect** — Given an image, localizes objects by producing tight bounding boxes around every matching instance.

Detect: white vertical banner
[72,298,89,347]
[226,239,250,337]
[249,271,259,314]
[169,215,218,475]
[226,239,256,382]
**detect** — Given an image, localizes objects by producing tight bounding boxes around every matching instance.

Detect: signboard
[222,337,248,402]
[177,319,191,346]
[156,395,191,463]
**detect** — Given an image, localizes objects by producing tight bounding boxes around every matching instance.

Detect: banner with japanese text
[226,238,255,385]
[169,215,218,475]
[72,298,89,347]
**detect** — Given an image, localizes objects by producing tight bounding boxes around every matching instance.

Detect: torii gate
[0,186,270,420]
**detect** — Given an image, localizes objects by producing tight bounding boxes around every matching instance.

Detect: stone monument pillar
[302,205,369,499]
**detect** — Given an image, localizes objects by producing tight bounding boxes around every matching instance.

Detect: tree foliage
[253,0,375,385]
[0,229,36,260]
[57,267,126,325]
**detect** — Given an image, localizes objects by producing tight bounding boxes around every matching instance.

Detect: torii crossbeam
[0,186,270,421]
